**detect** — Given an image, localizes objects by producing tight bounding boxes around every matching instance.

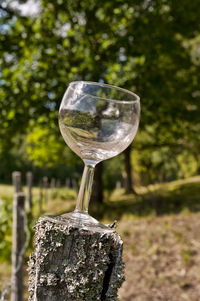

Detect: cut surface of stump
[28,214,125,301]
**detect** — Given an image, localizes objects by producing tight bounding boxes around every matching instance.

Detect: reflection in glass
[59,81,140,227]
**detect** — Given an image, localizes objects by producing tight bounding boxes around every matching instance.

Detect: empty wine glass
[59,81,140,227]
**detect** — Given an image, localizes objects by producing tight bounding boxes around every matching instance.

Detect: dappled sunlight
[100,176,200,221]
[1,0,200,298]
[0,176,200,300]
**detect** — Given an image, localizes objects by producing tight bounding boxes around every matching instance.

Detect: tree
[0,0,200,192]
[123,146,137,194]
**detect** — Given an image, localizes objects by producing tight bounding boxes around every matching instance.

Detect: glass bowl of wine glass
[58,81,140,227]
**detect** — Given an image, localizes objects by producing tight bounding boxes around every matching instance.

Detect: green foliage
[131,146,197,185]
[103,155,124,191]
[177,151,198,179]
[0,0,200,184]
[27,125,66,167]
[51,188,77,201]
[0,198,12,261]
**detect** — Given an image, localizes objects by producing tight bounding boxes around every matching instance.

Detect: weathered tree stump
[28,215,125,301]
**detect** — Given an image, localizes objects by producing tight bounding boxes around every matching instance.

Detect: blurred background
[0,0,200,300]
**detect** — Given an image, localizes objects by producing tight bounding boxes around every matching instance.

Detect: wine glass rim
[69,81,140,104]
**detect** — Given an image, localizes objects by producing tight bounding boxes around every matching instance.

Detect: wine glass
[59,81,140,227]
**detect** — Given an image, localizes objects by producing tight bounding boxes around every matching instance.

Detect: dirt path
[118,213,200,301]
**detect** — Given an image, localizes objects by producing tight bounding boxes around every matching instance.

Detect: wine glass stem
[75,161,95,213]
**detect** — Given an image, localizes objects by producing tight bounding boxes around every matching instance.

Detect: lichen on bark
[28,215,125,301]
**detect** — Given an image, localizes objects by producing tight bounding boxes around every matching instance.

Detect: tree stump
[28,215,125,301]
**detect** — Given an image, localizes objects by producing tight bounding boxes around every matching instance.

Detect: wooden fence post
[50,178,56,200]
[72,179,78,192]
[43,176,49,203]
[26,172,33,212]
[115,181,122,190]
[12,171,22,193]
[65,178,70,189]
[28,215,125,301]
[11,192,25,301]
[56,179,61,189]
[39,179,43,214]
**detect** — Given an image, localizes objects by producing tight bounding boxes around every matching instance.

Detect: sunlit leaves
[0,0,200,178]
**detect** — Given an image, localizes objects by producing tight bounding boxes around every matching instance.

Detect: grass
[1,175,200,219]
[0,175,200,300]
[99,175,200,221]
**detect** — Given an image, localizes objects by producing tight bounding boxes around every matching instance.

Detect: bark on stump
[28,215,125,301]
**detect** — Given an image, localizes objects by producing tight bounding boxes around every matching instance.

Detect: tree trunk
[123,145,136,194]
[91,161,103,204]
[28,215,124,301]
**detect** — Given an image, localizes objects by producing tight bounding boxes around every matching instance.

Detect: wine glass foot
[60,210,108,229]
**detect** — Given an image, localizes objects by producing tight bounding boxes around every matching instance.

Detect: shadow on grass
[91,181,200,221]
